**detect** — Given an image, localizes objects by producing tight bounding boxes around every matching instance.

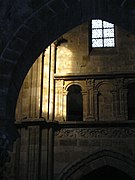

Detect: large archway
[58,150,135,180]
[80,166,133,180]
[0,0,135,144]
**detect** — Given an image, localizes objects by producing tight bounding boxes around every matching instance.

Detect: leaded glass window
[92,19,115,48]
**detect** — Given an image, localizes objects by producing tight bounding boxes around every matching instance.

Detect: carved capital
[114,78,124,90]
[86,79,95,88]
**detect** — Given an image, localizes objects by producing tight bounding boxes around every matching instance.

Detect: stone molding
[55,127,135,138]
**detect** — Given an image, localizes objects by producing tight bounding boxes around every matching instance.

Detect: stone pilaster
[93,90,99,121]
[86,79,95,120]
[82,91,87,121]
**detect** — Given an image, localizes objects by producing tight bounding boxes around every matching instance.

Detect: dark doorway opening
[127,83,135,120]
[67,85,83,121]
[80,166,133,180]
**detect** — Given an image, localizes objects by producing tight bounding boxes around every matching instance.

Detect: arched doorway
[58,150,135,180]
[67,85,83,121]
[80,165,133,180]
[127,83,135,120]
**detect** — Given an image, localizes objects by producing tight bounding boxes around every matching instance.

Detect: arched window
[127,83,135,120]
[67,85,83,121]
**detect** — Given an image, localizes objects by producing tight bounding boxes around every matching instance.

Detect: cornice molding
[54,72,135,80]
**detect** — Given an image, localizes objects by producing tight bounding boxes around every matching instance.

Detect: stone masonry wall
[16,22,135,120]
[54,126,135,179]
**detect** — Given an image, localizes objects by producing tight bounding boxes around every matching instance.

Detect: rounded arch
[95,80,114,91]
[67,84,83,121]
[125,79,135,89]
[0,1,134,138]
[65,82,84,92]
[58,150,135,180]
[67,84,82,92]
[126,82,135,120]
[94,81,114,121]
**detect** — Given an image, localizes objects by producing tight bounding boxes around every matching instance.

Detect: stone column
[39,50,46,118]
[49,44,56,121]
[123,89,128,120]
[82,91,87,121]
[111,90,118,120]
[86,79,95,120]
[48,127,54,180]
[62,91,67,121]
[119,89,126,121]
[113,78,126,121]
[27,126,40,180]
[55,80,63,121]
[113,90,125,121]
[93,90,99,121]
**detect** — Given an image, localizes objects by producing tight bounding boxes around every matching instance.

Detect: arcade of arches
[0,1,135,180]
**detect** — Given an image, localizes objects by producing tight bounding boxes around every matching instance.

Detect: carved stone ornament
[86,79,94,87]
[0,130,10,172]
[55,128,135,138]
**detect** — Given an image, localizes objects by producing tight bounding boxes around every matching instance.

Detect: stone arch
[95,80,114,91]
[126,82,135,120]
[0,1,134,139]
[64,82,84,92]
[67,84,83,121]
[125,79,135,89]
[63,82,87,121]
[58,150,135,180]
[95,81,114,121]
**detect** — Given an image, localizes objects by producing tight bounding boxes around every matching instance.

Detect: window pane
[92,19,102,28]
[92,39,103,47]
[103,28,114,38]
[103,21,114,28]
[92,29,103,38]
[91,19,115,48]
[104,38,115,47]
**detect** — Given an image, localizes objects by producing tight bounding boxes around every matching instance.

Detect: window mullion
[102,20,104,47]
[91,19,115,48]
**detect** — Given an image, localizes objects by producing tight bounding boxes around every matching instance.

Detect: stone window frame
[89,19,116,53]
[63,81,87,122]
[67,84,83,121]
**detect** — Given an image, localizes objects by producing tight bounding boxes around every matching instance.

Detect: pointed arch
[58,150,135,180]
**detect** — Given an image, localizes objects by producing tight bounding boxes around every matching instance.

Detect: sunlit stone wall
[15,22,135,121]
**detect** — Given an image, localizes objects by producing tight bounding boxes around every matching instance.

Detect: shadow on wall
[80,165,133,180]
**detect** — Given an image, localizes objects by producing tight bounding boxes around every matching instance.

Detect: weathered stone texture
[0,1,135,180]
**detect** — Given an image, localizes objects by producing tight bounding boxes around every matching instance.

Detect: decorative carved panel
[55,128,135,138]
